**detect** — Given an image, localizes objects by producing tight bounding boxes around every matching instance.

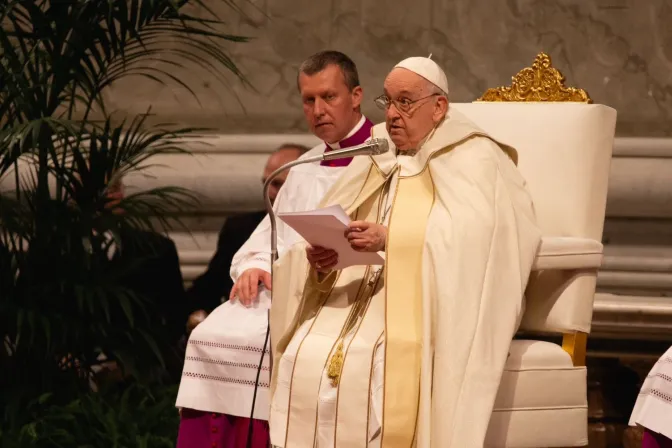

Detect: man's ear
[433,96,448,124]
[351,86,363,109]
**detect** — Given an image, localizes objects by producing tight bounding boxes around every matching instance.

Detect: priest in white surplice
[268,57,542,447]
[175,51,374,448]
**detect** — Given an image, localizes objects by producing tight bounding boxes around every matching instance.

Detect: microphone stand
[246,155,323,448]
[264,155,325,265]
[245,140,387,448]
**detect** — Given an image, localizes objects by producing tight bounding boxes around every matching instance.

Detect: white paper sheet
[278,205,385,270]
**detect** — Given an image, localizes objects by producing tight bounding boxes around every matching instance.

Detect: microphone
[322,138,389,161]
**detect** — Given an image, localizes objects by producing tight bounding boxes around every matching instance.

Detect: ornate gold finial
[477,52,591,103]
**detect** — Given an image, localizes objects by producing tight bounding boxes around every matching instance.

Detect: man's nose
[313,97,326,116]
[386,102,400,121]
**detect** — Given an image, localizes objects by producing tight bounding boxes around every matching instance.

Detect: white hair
[426,80,448,98]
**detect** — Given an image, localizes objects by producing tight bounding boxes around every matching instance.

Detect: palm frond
[1,0,252,127]
[1,0,249,435]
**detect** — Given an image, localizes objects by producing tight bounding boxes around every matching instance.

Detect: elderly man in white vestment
[268,57,543,448]
[175,50,375,448]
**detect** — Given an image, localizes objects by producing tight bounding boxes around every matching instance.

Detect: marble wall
[105,0,672,136]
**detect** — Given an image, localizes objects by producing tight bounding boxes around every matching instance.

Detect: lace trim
[183,371,270,388]
[189,339,270,354]
[186,356,269,371]
[646,372,672,383]
[639,388,672,404]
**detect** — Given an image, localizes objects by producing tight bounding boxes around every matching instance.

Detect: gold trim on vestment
[381,169,435,448]
[367,332,385,444]
[283,273,340,448]
[312,267,371,448]
[344,164,376,213]
[328,175,390,387]
[285,182,377,447]
[288,267,368,448]
[344,168,390,216]
[284,167,389,447]
[331,173,390,446]
[326,265,373,387]
[334,274,385,446]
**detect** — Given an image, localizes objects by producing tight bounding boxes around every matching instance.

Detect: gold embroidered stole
[381,168,435,447]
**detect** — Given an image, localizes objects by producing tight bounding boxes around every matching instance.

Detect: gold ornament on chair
[477,52,591,103]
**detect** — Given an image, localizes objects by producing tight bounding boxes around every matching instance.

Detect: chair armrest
[532,237,603,271]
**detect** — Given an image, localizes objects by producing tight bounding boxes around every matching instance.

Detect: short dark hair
[297,50,360,91]
[277,143,310,155]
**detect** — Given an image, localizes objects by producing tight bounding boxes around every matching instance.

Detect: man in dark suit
[185,144,308,324]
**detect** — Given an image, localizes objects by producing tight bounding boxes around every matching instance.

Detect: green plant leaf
[1,0,248,441]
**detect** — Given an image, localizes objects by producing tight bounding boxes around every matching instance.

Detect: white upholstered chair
[452,53,617,447]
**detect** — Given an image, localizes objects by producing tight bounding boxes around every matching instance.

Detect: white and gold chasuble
[269,111,542,448]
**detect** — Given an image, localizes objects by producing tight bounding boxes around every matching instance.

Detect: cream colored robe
[269,110,542,447]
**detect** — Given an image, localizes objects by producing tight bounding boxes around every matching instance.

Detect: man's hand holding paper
[278,205,385,271]
[305,246,338,273]
[345,221,387,252]
[306,221,387,272]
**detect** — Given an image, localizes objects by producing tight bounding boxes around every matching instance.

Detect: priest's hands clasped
[306,221,387,273]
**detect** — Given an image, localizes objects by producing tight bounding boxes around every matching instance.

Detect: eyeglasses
[374,93,440,113]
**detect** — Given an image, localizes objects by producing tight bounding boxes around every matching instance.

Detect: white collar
[326,115,366,149]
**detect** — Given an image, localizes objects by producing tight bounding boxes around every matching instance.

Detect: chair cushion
[485,340,588,447]
[533,237,603,271]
